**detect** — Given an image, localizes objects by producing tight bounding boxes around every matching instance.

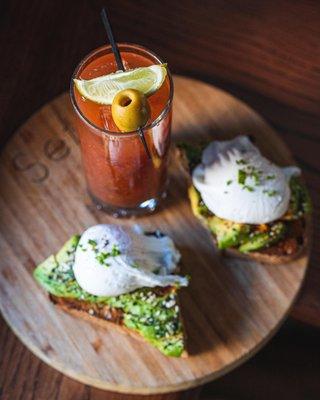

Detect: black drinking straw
[100,8,124,71]
[100,8,151,159]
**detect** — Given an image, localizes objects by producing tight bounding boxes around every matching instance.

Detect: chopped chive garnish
[111,245,121,257]
[88,239,97,247]
[238,169,247,185]
[251,171,261,185]
[236,159,248,165]
[226,179,233,186]
[95,245,121,265]
[95,252,109,265]
[263,189,279,197]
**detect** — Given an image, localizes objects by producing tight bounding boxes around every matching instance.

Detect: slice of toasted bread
[175,144,311,265]
[34,233,188,357]
[50,290,188,358]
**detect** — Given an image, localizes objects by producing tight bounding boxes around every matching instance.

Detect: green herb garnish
[95,245,121,266]
[110,245,121,257]
[251,170,261,185]
[236,159,248,165]
[243,185,254,192]
[88,239,97,248]
[95,252,110,266]
[238,169,247,185]
[263,189,279,197]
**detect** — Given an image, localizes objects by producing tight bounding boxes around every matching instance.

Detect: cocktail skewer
[100,8,152,159]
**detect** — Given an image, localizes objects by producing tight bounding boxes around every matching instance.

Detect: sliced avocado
[33,255,57,293]
[34,235,82,298]
[33,252,80,299]
[189,185,201,218]
[109,288,185,357]
[177,142,208,172]
[34,235,186,357]
[287,177,312,219]
[188,186,212,219]
[188,183,291,253]
[302,188,312,214]
[208,215,250,249]
[239,222,286,253]
[55,235,80,264]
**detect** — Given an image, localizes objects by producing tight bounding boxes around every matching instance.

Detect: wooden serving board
[0,76,309,395]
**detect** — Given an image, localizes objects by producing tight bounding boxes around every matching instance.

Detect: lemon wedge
[74,64,167,105]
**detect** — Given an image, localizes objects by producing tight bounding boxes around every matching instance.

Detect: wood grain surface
[1,2,320,399]
[0,76,310,395]
[1,0,320,330]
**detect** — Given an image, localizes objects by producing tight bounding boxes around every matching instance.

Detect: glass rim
[69,42,174,138]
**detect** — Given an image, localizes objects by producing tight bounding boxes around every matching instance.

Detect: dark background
[1,1,320,399]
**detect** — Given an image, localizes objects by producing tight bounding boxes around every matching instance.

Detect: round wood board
[0,76,309,394]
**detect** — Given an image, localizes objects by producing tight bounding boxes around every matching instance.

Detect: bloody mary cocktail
[70,44,173,217]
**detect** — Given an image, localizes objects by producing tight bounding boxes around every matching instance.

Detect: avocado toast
[34,230,187,357]
[177,139,311,264]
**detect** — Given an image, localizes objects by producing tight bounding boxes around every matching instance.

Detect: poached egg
[73,224,187,297]
[192,136,300,224]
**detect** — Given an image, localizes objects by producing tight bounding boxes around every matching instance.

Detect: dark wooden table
[1,1,320,399]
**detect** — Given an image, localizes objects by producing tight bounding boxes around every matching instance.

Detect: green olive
[111,89,151,132]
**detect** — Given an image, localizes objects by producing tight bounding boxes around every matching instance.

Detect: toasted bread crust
[51,294,147,344]
[50,295,188,357]
[50,295,124,324]
[175,145,310,265]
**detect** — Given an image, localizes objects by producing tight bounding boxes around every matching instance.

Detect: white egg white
[192,136,300,224]
[73,224,187,297]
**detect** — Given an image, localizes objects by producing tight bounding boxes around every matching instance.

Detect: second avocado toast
[177,138,311,264]
[34,230,187,357]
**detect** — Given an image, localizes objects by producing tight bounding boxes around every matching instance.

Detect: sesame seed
[165,300,176,308]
